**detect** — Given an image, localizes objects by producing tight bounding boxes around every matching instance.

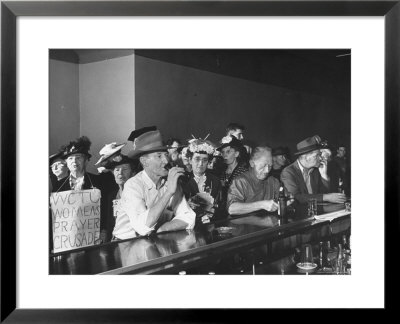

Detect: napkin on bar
[314,209,351,221]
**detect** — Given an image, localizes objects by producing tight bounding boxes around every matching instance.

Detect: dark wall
[135,51,350,158]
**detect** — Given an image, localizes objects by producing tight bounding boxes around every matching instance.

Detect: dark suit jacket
[183,170,221,200]
[50,173,69,193]
[57,172,101,191]
[280,161,330,204]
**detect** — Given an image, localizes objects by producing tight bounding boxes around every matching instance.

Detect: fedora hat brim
[294,144,321,156]
[128,146,169,159]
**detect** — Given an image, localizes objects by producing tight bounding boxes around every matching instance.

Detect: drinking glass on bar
[300,244,314,267]
[307,198,317,217]
[345,201,351,212]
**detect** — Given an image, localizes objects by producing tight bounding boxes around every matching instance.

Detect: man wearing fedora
[117,127,196,239]
[280,135,347,204]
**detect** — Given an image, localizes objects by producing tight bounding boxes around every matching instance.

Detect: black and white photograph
[2,1,395,317]
[49,49,352,275]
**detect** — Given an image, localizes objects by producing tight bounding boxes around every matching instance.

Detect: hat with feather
[62,136,92,159]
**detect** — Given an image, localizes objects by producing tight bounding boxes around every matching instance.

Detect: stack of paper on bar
[314,209,351,221]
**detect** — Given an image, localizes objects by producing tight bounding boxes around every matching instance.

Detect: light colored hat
[95,142,126,165]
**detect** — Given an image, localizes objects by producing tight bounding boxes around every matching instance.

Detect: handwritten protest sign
[50,189,101,253]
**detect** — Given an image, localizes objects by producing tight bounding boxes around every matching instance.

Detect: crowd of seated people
[49,124,350,244]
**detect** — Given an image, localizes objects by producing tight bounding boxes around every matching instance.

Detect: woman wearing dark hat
[52,136,108,244]
[48,150,70,252]
[57,136,100,192]
[95,142,139,241]
[217,135,248,211]
[49,151,69,193]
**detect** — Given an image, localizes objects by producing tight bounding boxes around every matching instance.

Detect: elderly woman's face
[66,153,87,173]
[190,153,209,176]
[51,159,68,178]
[113,163,134,185]
[221,146,239,165]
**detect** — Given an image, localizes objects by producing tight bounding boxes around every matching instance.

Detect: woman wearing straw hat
[95,142,139,242]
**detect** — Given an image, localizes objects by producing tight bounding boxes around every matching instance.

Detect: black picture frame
[1,0,399,321]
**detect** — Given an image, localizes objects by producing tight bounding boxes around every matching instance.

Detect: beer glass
[300,244,314,267]
[307,198,317,217]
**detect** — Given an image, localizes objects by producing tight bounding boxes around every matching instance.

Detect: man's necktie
[302,168,313,194]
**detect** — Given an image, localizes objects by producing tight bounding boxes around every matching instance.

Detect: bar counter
[49,203,350,275]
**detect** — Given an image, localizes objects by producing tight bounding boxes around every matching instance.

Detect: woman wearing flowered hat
[182,138,221,201]
[217,135,248,211]
[95,142,139,242]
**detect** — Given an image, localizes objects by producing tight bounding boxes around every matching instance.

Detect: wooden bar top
[49,203,350,275]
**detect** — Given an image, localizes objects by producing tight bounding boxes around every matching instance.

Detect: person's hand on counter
[261,199,279,212]
[323,193,347,204]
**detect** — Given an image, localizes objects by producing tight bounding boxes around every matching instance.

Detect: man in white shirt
[114,127,195,240]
